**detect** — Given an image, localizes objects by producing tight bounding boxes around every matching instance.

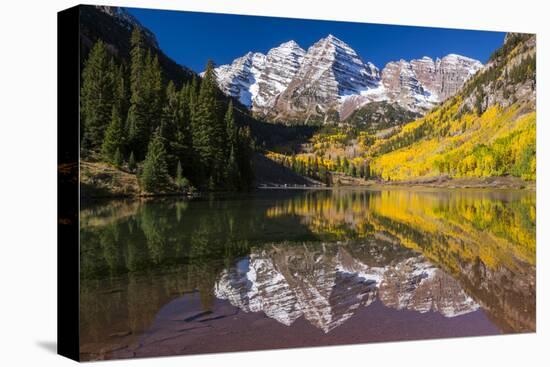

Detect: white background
[0,0,548,365]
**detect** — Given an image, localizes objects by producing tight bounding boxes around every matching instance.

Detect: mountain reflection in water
[79,189,535,360]
[216,242,479,333]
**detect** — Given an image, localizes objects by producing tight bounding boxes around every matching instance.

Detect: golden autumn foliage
[369,101,536,181]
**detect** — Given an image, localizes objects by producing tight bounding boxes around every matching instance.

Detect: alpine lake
[79,187,536,360]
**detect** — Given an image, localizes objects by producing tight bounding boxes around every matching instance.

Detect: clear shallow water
[79,188,536,360]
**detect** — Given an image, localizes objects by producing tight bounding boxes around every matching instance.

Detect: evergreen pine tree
[351,164,357,177]
[192,60,220,183]
[175,160,189,190]
[81,40,114,152]
[319,163,327,184]
[176,84,194,179]
[364,162,370,179]
[225,100,236,151]
[126,28,163,160]
[128,151,136,172]
[188,75,199,118]
[140,129,170,192]
[160,81,180,173]
[127,27,148,159]
[226,146,239,190]
[129,27,145,94]
[236,126,254,189]
[113,148,123,168]
[111,60,129,119]
[359,163,366,178]
[224,100,238,184]
[101,106,125,164]
[185,76,201,182]
[143,52,163,130]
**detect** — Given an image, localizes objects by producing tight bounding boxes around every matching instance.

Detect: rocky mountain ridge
[459,33,536,114]
[211,34,482,124]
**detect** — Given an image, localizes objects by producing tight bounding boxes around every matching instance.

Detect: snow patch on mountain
[210,52,266,107]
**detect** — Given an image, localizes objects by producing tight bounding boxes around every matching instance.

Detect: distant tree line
[80,28,254,192]
[269,152,373,185]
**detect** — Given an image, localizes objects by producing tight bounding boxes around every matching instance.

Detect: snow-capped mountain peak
[255,41,306,108]
[211,40,306,108]
[206,35,483,123]
[211,51,266,107]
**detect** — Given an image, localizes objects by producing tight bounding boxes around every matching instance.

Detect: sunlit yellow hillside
[371,101,536,181]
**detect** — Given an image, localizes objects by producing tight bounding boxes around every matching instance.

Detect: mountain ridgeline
[210,34,483,125]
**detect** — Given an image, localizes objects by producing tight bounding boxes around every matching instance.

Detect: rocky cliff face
[378,55,482,112]
[380,60,436,111]
[410,55,482,101]
[212,52,267,107]
[272,35,380,123]
[256,41,306,108]
[460,33,536,114]
[209,41,305,109]
[210,34,482,124]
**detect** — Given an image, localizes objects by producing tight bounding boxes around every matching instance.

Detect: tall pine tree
[160,81,178,173]
[191,60,219,183]
[225,100,237,154]
[126,28,162,160]
[140,128,170,192]
[101,106,125,164]
[224,101,240,188]
[81,40,114,153]
[126,27,147,159]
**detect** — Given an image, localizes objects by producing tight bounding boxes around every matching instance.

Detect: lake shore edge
[81,177,534,200]
[79,160,534,199]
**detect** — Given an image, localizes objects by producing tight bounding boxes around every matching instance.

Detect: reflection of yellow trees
[266,189,535,271]
[267,191,375,239]
[368,190,535,271]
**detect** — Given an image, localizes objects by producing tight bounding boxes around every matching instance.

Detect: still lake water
[79,188,536,360]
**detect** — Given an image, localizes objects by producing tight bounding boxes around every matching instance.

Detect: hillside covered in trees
[80,28,255,195]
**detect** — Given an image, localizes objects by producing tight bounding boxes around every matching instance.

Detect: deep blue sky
[126,7,505,73]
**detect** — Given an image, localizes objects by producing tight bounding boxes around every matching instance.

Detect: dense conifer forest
[80,29,254,193]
